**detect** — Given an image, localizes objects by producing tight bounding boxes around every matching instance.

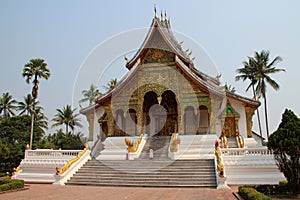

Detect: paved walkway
[0,184,238,200]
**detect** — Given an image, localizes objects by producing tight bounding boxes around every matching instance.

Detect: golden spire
[154,4,158,18]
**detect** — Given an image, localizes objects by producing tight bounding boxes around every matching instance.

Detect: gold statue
[215,140,224,177]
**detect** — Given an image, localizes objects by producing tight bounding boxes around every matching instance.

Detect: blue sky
[0,1,299,139]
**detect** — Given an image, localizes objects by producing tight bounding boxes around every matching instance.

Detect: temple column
[235,118,239,136]
[106,105,114,136]
[136,104,143,136]
[245,106,256,138]
[210,97,221,134]
[86,113,94,141]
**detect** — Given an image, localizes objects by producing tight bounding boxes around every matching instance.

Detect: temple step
[66,159,217,188]
[138,136,171,160]
[227,137,239,148]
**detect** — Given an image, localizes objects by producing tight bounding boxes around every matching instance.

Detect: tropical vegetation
[79,84,102,106]
[52,104,83,134]
[0,92,17,118]
[236,50,285,139]
[22,58,51,149]
[104,78,118,93]
[267,109,300,194]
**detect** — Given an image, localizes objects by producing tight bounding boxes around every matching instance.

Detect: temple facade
[80,13,260,143]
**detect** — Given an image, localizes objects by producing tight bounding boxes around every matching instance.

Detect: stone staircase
[138,136,170,160]
[66,159,217,187]
[227,137,238,148]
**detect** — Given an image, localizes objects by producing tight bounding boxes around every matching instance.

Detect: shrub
[0,178,24,192]
[238,186,271,200]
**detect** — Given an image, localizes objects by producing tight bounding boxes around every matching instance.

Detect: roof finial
[164,10,167,19]
[154,4,158,19]
[161,10,164,21]
[124,56,129,63]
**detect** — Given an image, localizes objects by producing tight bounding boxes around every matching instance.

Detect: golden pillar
[245,106,256,137]
[106,105,114,136]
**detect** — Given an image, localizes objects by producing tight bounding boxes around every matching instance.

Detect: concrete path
[0,184,238,200]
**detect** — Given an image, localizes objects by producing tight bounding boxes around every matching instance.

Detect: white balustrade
[221,147,272,156]
[25,149,81,160]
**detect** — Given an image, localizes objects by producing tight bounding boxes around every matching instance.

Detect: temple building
[14,9,285,187]
[80,11,260,143]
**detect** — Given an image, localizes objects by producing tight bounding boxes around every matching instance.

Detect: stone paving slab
[0,184,238,200]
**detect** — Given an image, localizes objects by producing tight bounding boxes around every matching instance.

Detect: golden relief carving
[142,48,175,64]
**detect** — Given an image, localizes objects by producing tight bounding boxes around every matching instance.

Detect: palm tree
[104,78,118,93]
[0,92,17,117]
[236,57,264,143]
[22,58,50,149]
[79,84,102,106]
[252,50,285,139]
[224,83,236,93]
[34,107,48,130]
[18,94,42,115]
[52,105,83,134]
[18,94,48,132]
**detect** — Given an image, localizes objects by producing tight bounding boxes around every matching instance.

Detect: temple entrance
[197,105,210,134]
[143,90,178,136]
[220,100,240,138]
[224,117,236,137]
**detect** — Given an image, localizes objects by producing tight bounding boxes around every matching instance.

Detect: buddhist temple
[13,8,285,188]
[80,9,260,143]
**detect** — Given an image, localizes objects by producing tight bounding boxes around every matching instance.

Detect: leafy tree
[0,115,44,172]
[52,105,83,134]
[104,78,117,93]
[0,139,10,160]
[42,129,84,150]
[22,58,50,149]
[236,57,263,143]
[0,92,17,118]
[79,84,102,106]
[252,51,285,139]
[267,109,300,194]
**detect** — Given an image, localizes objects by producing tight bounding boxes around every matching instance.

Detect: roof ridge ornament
[154,4,158,19]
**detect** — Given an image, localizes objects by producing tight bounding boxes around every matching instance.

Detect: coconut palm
[52,105,83,134]
[224,83,236,93]
[104,78,118,93]
[0,92,17,118]
[252,50,285,139]
[18,94,48,131]
[22,58,50,149]
[236,57,263,143]
[34,107,48,130]
[79,84,102,106]
[18,94,42,115]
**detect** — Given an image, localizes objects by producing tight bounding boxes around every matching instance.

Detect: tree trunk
[29,74,39,149]
[264,95,270,140]
[29,91,36,150]
[252,85,263,145]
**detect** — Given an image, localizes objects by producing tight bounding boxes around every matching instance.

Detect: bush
[0,178,24,192]
[253,181,291,195]
[239,186,271,200]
